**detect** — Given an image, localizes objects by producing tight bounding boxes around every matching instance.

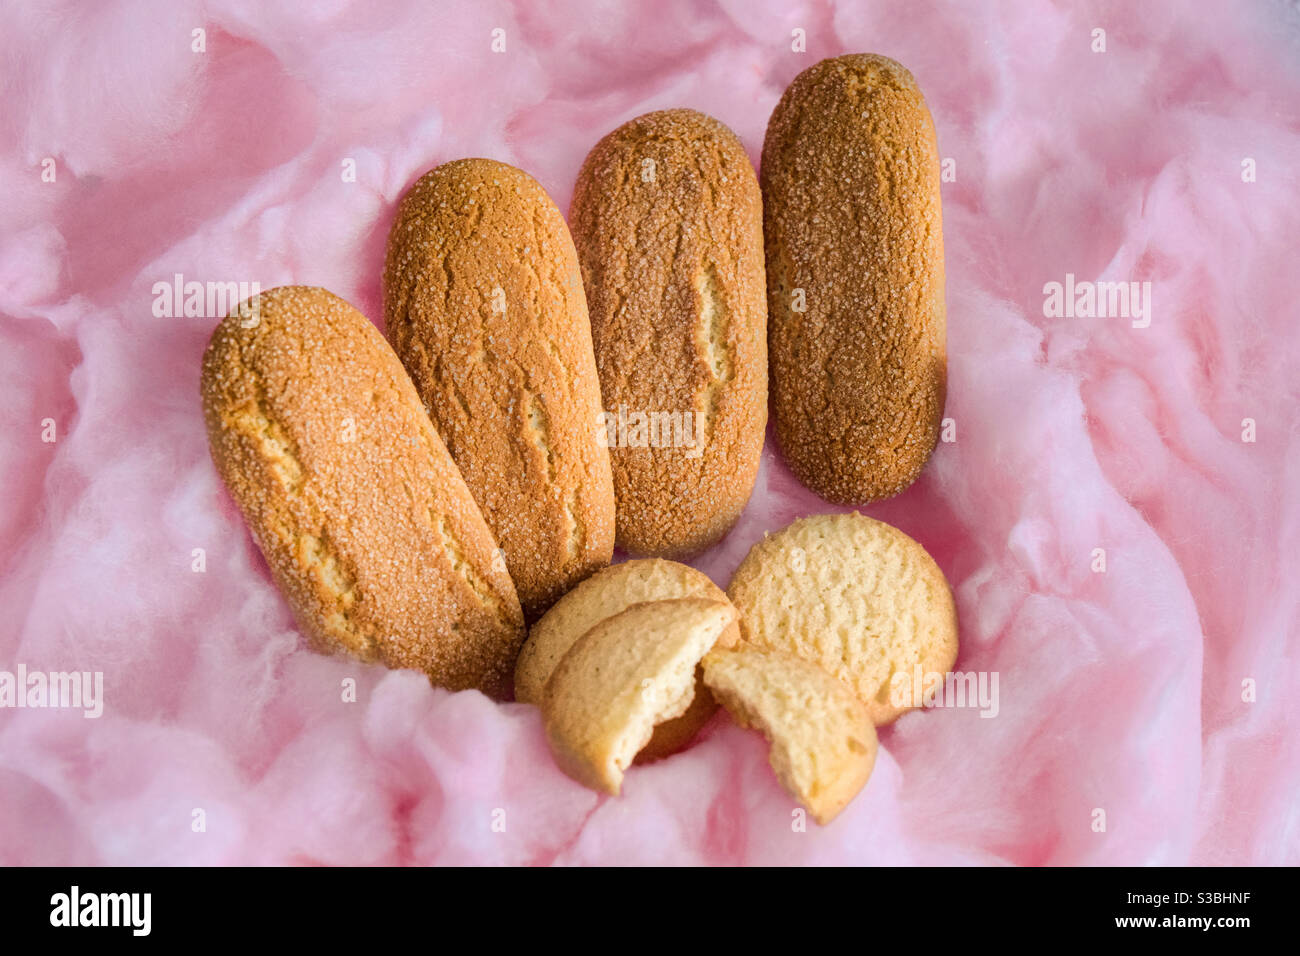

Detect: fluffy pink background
[2,0,1297,865]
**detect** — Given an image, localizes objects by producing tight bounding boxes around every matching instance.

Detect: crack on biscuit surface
[297,529,377,657]
[564,489,584,560]
[224,394,304,493]
[433,511,510,627]
[526,391,557,483]
[221,385,381,657]
[694,262,732,441]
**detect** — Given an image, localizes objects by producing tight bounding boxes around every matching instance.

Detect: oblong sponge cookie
[570,109,768,556]
[384,158,615,619]
[201,286,525,699]
[516,558,740,759]
[543,597,737,794]
[727,512,958,724]
[703,646,876,825]
[762,54,946,504]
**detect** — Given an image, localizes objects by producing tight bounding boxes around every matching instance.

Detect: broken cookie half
[702,646,877,825]
[542,597,737,795]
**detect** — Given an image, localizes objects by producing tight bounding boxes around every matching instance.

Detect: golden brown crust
[514,558,741,760]
[384,158,615,618]
[200,286,525,698]
[761,54,946,504]
[570,109,767,556]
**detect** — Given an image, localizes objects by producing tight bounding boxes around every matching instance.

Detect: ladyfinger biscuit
[570,109,767,556]
[727,512,957,724]
[516,558,741,759]
[201,286,525,699]
[762,54,946,504]
[703,646,877,825]
[384,158,615,618]
[543,598,737,795]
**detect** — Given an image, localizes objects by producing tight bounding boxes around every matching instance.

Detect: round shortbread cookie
[703,646,876,825]
[543,598,737,795]
[726,512,957,724]
[516,558,740,759]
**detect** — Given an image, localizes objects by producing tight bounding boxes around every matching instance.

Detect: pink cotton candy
[1,0,1297,865]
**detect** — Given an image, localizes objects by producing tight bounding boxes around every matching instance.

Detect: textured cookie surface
[703,646,877,825]
[543,598,737,794]
[726,512,957,724]
[516,558,740,759]
[201,286,525,698]
[570,109,767,556]
[385,158,615,617]
[762,54,946,504]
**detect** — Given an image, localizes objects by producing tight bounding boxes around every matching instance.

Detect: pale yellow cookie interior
[542,597,737,794]
[516,558,739,704]
[517,558,739,761]
[703,646,877,825]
